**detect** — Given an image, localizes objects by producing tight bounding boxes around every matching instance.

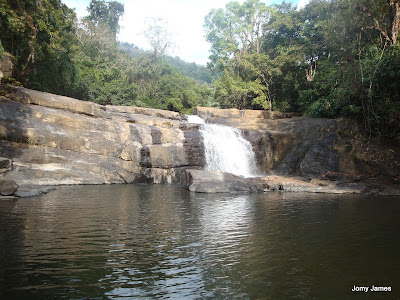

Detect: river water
[0,185,399,299]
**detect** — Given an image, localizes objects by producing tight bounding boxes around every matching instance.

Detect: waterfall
[186,115,257,178]
[186,115,205,125]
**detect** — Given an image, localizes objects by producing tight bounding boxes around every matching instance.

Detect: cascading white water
[186,115,257,178]
[186,115,205,125]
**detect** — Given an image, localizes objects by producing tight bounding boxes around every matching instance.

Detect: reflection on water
[0,185,399,299]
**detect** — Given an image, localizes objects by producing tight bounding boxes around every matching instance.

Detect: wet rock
[0,157,12,173]
[141,168,186,184]
[183,129,205,167]
[0,179,18,196]
[14,186,56,198]
[183,169,268,193]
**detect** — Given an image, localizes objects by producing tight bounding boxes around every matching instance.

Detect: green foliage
[130,54,211,113]
[118,42,213,84]
[164,56,212,84]
[69,16,210,112]
[204,0,269,72]
[294,0,400,138]
[215,69,268,109]
[204,0,400,138]
[0,40,3,58]
[205,0,275,109]
[68,15,144,106]
[1,76,22,86]
[0,0,208,114]
[2,0,398,138]
[86,0,124,38]
[117,42,142,58]
[0,0,77,94]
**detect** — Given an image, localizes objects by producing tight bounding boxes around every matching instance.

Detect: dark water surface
[0,185,399,299]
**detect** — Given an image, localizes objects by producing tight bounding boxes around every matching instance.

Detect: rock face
[0,52,14,80]
[1,86,398,195]
[0,84,205,186]
[195,107,400,182]
[183,169,268,193]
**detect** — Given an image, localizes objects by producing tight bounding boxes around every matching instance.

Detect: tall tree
[204,0,270,71]
[144,18,174,59]
[204,0,274,109]
[0,0,77,92]
[0,39,3,58]
[86,0,124,39]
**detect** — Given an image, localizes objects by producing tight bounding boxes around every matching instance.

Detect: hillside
[118,42,212,84]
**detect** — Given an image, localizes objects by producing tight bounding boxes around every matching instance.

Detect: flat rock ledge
[182,169,269,193]
[0,178,55,199]
[183,169,400,195]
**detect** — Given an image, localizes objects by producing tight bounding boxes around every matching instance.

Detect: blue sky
[63,0,309,65]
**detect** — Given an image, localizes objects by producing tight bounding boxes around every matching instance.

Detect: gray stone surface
[0,157,12,173]
[13,186,56,198]
[0,179,18,196]
[183,169,268,193]
[182,170,400,195]
[0,84,205,186]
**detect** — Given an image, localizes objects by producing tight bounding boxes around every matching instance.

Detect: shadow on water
[0,199,28,298]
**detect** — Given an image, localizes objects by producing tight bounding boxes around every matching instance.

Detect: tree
[0,39,3,58]
[72,7,139,105]
[86,0,124,39]
[204,0,275,109]
[204,0,270,71]
[144,18,174,59]
[295,0,400,138]
[130,53,211,113]
[0,0,77,93]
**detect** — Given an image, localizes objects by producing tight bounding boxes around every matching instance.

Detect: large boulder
[0,157,12,173]
[0,179,18,196]
[183,169,268,193]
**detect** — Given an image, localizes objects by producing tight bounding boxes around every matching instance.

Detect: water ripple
[0,185,399,299]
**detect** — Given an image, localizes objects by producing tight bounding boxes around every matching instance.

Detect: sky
[63,0,310,65]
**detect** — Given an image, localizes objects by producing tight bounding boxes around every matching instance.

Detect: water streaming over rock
[186,115,205,125]
[187,115,257,177]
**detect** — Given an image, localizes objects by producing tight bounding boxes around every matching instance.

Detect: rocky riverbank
[0,83,204,197]
[182,169,400,195]
[1,84,399,197]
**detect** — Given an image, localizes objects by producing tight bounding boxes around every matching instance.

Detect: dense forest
[0,0,213,113]
[0,0,399,139]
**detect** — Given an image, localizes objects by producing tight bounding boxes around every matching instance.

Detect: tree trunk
[391,0,400,45]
